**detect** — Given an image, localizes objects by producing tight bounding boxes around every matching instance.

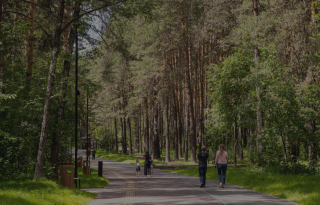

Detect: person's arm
[214,152,218,167]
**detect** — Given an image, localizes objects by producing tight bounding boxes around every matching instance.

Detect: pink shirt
[215,150,228,164]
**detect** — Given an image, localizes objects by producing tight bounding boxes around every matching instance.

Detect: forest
[0,0,320,181]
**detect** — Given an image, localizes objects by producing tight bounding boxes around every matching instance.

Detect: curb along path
[78,150,298,205]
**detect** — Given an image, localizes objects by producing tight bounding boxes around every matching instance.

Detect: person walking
[143,151,151,176]
[87,148,91,161]
[92,149,96,160]
[149,150,154,175]
[198,146,208,188]
[214,144,228,188]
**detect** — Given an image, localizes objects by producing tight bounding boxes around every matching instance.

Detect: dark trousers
[199,164,207,185]
[92,154,95,160]
[217,163,227,185]
[144,161,150,175]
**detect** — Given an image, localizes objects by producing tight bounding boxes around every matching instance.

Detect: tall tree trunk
[144,98,149,152]
[50,3,78,180]
[234,119,238,167]
[26,0,36,78]
[114,116,118,153]
[34,0,65,181]
[165,95,170,162]
[138,105,142,153]
[122,118,127,154]
[0,0,7,94]
[127,117,132,155]
[154,102,160,158]
[253,0,263,160]
[150,88,154,152]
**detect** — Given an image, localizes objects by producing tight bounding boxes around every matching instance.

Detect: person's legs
[217,164,222,186]
[203,165,207,186]
[144,161,147,176]
[199,165,204,185]
[147,162,151,176]
[222,164,227,185]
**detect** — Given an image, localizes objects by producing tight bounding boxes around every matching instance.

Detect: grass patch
[0,176,96,205]
[0,167,109,205]
[95,150,166,165]
[77,168,109,188]
[164,166,320,205]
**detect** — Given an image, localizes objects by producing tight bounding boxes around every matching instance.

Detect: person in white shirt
[136,159,140,177]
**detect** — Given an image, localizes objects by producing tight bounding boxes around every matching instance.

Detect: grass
[95,150,166,165]
[164,165,320,205]
[0,168,109,205]
[77,168,109,188]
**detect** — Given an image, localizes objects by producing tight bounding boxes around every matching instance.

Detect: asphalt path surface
[77,150,298,205]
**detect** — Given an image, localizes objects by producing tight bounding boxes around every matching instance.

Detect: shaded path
[78,150,298,205]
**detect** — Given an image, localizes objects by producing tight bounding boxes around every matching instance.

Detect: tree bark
[127,117,132,155]
[34,0,65,181]
[50,3,78,180]
[144,98,149,152]
[165,95,170,162]
[154,102,160,158]
[26,0,36,78]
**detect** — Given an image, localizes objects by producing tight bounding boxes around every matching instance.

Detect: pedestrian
[214,144,228,188]
[92,149,96,160]
[143,151,151,176]
[136,159,140,177]
[198,146,208,188]
[149,150,154,175]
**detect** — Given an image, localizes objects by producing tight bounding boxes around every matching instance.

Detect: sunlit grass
[0,168,109,205]
[164,166,320,205]
[0,176,96,205]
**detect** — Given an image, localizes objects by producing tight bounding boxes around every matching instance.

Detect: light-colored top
[136,163,140,167]
[215,150,228,164]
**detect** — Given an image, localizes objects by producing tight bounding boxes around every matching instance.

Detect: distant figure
[136,159,140,177]
[92,149,96,160]
[87,148,91,160]
[215,144,228,188]
[149,150,154,175]
[198,146,208,188]
[143,151,150,176]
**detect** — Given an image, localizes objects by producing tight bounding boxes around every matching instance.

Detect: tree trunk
[34,0,65,181]
[114,116,118,153]
[144,98,149,152]
[234,119,238,167]
[122,118,127,154]
[138,105,142,153]
[26,0,36,78]
[50,3,78,180]
[165,95,170,162]
[127,117,132,154]
[153,102,160,158]
[150,88,154,152]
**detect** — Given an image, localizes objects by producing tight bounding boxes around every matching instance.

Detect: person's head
[136,159,139,163]
[149,150,152,154]
[219,144,226,154]
[201,146,206,152]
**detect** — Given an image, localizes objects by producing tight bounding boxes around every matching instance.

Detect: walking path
[78,150,298,205]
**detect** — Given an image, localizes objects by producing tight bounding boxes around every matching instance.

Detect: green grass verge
[164,166,320,205]
[0,168,109,205]
[77,168,109,188]
[95,150,166,165]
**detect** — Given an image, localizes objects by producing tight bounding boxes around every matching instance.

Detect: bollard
[98,161,103,177]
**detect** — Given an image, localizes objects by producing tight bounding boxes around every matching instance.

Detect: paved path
[78,150,298,205]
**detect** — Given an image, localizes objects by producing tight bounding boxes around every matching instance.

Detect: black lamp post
[75,21,79,178]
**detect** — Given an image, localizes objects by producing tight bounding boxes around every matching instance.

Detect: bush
[263,163,319,175]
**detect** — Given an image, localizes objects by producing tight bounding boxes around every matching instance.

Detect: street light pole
[75,21,79,178]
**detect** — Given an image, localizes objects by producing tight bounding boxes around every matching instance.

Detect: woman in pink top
[214,144,228,188]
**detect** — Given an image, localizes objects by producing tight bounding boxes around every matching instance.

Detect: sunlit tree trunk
[34,0,65,181]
